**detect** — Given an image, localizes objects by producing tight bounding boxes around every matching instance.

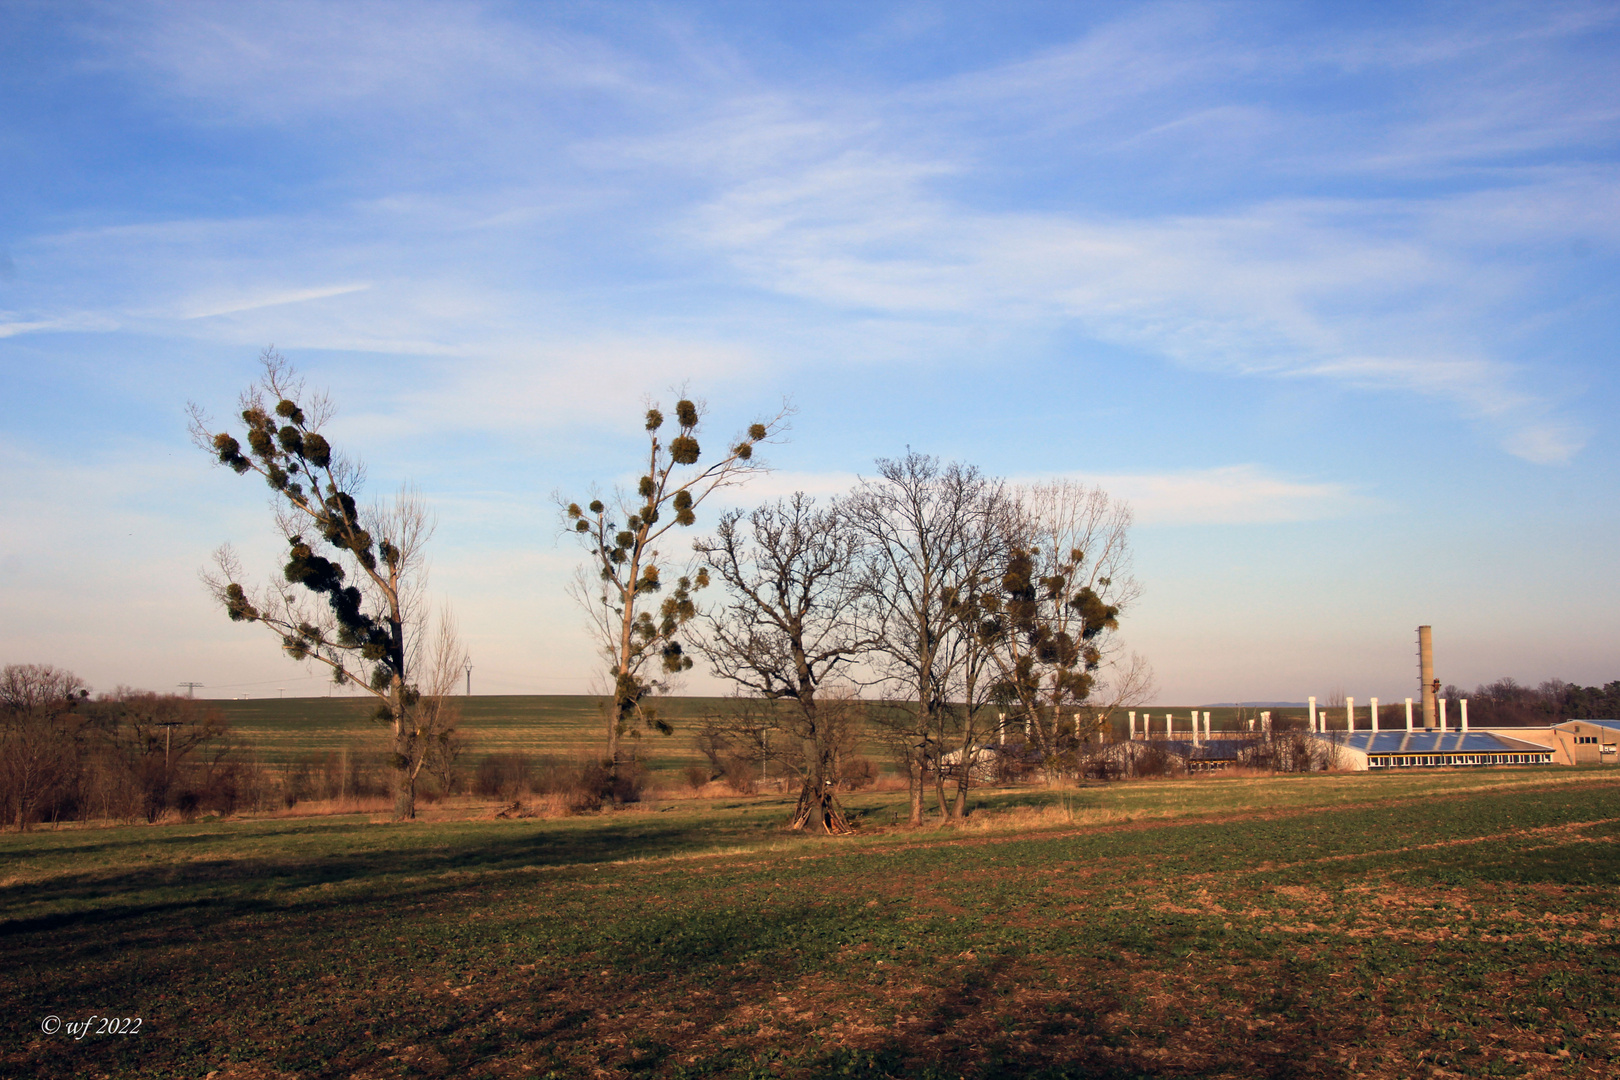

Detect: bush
[606,763,646,805]
[838,756,878,791]
[470,754,645,812]
[524,755,645,812]
[277,748,388,808]
[473,752,533,800]
[196,758,266,816]
[1133,743,1174,778]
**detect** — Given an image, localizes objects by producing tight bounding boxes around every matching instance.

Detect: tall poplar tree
[563,395,788,779]
[189,349,456,821]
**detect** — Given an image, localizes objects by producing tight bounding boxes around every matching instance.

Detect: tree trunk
[907,746,924,826]
[608,562,640,783]
[787,732,853,834]
[392,698,415,821]
[910,674,928,826]
[392,758,415,819]
[608,695,625,777]
[950,726,975,821]
[789,774,853,834]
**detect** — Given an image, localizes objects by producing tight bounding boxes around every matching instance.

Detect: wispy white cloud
[5,0,1610,474]
[89,1,658,124]
[0,318,68,338]
[382,336,772,437]
[181,283,373,320]
[706,465,1360,527]
[1501,422,1589,466]
[0,311,120,338]
[1082,465,1366,526]
[677,129,1602,460]
[707,469,860,506]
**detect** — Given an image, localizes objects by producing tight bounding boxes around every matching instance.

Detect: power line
[202,674,348,690]
[177,681,204,698]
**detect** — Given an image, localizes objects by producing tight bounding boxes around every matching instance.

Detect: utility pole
[156,720,183,773]
[177,682,203,698]
[463,657,473,696]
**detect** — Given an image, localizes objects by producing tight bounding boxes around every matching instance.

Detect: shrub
[473,752,533,800]
[526,755,644,812]
[838,756,878,791]
[1133,743,1174,778]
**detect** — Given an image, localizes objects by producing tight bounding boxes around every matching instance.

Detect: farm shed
[1459,719,1620,766]
[1326,730,1554,771]
[1160,738,1243,772]
[1545,719,1620,765]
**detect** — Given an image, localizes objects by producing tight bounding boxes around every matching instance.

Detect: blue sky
[2,1,1617,704]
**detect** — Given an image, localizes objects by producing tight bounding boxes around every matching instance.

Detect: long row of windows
[1369,753,1551,768]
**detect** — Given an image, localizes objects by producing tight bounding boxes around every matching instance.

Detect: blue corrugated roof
[1324,730,1551,755]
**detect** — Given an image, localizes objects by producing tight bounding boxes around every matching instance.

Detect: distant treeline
[0,663,463,830]
[1444,678,1620,726]
[0,663,247,830]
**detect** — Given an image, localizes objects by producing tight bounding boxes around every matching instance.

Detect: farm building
[1471,718,1620,766]
[1326,730,1555,771]
[1159,739,1243,772]
[1085,738,1242,775]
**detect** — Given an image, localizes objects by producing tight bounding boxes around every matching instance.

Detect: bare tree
[0,664,89,830]
[562,394,789,781]
[693,494,873,833]
[190,349,454,820]
[846,454,1009,826]
[96,690,230,822]
[412,606,469,797]
[980,479,1140,778]
[933,552,1013,821]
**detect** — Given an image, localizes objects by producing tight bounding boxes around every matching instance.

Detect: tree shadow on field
[1395,838,1620,888]
[4,826,256,862]
[779,949,1353,1080]
[0,817,779,939]
[797,1047,1341,1080]
[610,901,857,974]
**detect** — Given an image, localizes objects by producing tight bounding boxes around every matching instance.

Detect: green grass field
[214,695,738,772]
[210,695,1320,777]
[5,767,1617,1078]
